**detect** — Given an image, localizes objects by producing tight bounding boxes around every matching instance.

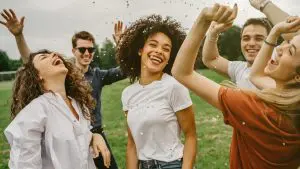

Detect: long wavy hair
[11,49,95,120]
[116,14,186,83]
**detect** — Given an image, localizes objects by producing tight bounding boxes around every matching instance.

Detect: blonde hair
[221,80,300,131]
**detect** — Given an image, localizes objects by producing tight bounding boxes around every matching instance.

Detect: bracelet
[264,39,277,47]
[260,0,271,12]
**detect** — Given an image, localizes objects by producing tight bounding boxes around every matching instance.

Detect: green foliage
[91,39,117,69]
[0,70,232,169]
[0,50,22,71]
[218,25,243,61]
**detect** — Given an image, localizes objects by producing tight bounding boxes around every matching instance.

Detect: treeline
[1,24,245,71]
[0,50,22,71]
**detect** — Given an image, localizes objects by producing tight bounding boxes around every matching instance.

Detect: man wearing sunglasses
[0,9,126,169]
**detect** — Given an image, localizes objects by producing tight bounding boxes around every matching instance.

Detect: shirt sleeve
[228,61,242,83]
[218,87,265,130]
[169,81,193,113]
[98,67,126,86]
[4,99,47,169]
[121,88,129,112]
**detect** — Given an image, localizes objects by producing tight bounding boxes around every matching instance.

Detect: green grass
[0,70,232,169]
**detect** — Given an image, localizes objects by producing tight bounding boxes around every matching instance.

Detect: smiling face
[139,32,172,74]
[32,52,68,80]
[241,24,268,65]
[264,35,300,83]
[72,39,95,67]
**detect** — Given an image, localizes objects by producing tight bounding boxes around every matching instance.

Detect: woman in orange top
[172,3,300,169]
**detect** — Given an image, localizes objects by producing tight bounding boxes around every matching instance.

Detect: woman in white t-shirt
[5,50,111,169]
[116,15,197,169]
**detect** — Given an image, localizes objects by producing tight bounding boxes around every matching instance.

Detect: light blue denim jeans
[139,158,182,169]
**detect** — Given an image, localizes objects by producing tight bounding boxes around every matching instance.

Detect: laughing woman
[117,15,197,169]
[5,50,111,169]
[172,3,300,169]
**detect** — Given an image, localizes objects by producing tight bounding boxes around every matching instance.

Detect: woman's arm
[0,9,31,63]
[172,4,237,110]
[250,17,300,89]
[176,106,197,169]
[125,111,139,169]
[91,133,111,168]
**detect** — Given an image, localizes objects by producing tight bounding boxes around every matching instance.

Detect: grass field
[0,70,232,169]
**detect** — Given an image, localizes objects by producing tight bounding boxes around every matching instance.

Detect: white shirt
[122,73,193,162]
[228,61,257,89]
[4,93,97,169]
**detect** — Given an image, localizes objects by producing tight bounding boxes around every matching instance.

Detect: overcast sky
[0,0,299,59]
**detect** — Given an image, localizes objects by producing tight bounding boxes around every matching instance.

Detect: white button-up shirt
[4,93,97,169]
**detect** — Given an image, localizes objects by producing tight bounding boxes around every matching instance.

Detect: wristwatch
[260,0,271,12]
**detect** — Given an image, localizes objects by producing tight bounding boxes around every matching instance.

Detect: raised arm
[249,0,299,40]
[202,21,234,77]
[250,16,300,89]
[112,20,126,45]
[0,9,30,63]
[172,4,237,110]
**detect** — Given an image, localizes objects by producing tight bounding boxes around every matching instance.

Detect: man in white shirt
[202,17,272,90]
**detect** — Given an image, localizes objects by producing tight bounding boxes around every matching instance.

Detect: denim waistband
[139,158,182,169]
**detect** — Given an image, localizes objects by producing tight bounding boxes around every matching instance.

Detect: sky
[0,0,299,59]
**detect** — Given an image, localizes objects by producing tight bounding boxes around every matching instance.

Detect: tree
[218,25,243,61]
[91,38,117,69]
[0,50,10,71]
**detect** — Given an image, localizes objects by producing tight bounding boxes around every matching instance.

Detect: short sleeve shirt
[218,87,300,169]
[228,61,257,90]
[122,73,193,162]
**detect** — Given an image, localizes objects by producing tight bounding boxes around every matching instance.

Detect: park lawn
[0,69,232,169]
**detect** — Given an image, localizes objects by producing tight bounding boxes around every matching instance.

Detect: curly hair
[116,14,186,83]
[11,49,95,120]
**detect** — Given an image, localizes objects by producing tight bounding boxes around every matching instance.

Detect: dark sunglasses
[76,47,96,54]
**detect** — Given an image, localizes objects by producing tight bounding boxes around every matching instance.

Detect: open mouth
[52,58,63,66]
[246,49,259,54]
[149,55,163,64]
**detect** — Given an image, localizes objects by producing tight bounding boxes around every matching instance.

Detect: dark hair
[116,14,186,83]
[241,18,272,36]
[72,31,95,48]
[11,49,95,119]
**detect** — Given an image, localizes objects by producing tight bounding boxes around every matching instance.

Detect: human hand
[92,133,111,168]
[200,3,238,24]
[273,16,300,36]
[112,20,126,44]
[0,9,25,36]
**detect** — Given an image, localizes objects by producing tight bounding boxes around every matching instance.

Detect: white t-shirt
[122,73,193,162]
[5,93,96,169]
[228,61,257,89]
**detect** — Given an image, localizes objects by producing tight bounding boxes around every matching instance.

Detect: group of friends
[1,0,300,168]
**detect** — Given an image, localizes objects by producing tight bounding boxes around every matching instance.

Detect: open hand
[112,20,126,44]
[0,9,25,36]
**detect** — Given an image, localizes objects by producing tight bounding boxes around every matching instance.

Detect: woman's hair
[11,49,95,120]
[221,66,300,131]
[255,67,300,131]
[116,14,186,83]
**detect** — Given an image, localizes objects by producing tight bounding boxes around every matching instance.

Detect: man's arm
[249,0,299,40]
[100,67,126,86]
[202,21,234,78]
[0,9,30,63]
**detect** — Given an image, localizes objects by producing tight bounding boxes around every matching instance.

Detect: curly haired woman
[5,50,111,169]
[116,15,197,169]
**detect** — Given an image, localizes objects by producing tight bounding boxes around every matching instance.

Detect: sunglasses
[76,47,96,54]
